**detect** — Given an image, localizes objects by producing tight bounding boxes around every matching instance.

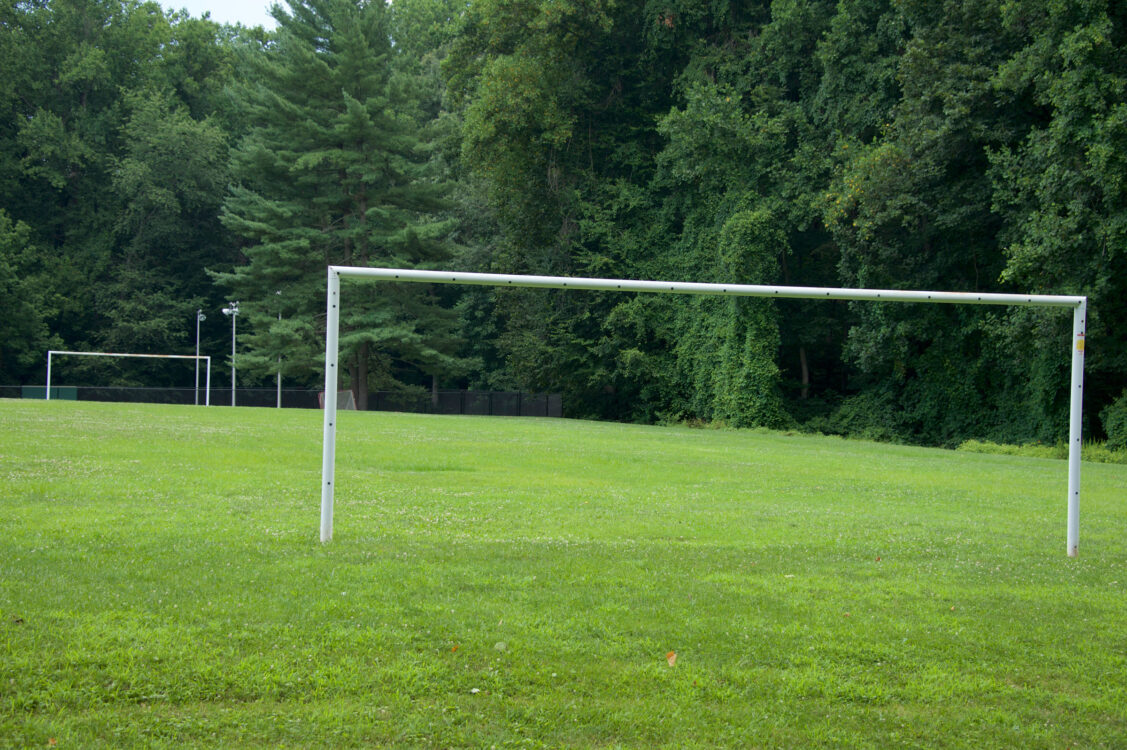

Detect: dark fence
[3,384,562,418]
[370,390,562,418]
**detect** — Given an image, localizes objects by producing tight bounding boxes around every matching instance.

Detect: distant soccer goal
[319,267,1087,557]
[46,350,212,406]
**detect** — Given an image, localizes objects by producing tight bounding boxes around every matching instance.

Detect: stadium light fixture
[222,301,239,406]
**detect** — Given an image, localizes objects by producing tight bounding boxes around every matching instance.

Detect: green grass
[1,400,1125,748]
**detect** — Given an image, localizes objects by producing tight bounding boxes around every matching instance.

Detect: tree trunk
[799,346,810,400]
[354,341,369,411]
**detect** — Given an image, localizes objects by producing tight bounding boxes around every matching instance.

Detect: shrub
[1101,390,1127,451]
[810,391,897,442]
[956,438,1127,464]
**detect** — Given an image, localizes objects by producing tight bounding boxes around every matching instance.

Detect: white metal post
[230,309,236,406]
[195,309,205,406]
[45,351,52,400]
[222,302,239,406]
[1066,299,1086,557]
[320,268,341,542]
[205,357,211,407]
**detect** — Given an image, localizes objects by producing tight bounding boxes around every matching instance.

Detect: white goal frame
[46,350,212,406]
[320,266,1087,556]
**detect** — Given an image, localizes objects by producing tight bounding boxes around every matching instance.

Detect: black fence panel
[5,385,562,418]
[369,391,426,413]
[81,386,196,405]
[465,391,491,415]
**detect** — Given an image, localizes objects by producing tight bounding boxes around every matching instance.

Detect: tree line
[2,0,1125,446]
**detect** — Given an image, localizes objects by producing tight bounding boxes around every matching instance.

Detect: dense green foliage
[0,0,245,383]
[2,0,1125,446]
[1102,390,1127,451]
[3,401,1127,745]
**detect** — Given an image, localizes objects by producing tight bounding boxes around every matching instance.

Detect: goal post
[46,350,212,406]
[320,266,1087,556]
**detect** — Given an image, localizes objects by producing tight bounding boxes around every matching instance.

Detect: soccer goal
[46,350,212,406]
[319,266,1087,556]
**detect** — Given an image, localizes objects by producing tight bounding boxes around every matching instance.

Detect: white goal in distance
[319,266,1088,557]
[46,350,212,406]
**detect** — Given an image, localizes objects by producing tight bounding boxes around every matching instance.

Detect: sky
[162,0,278,29]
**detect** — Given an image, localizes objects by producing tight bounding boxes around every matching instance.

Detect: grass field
[1,399,1125,748]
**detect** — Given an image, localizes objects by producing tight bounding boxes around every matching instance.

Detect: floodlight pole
[195,309,206,406]
[276,290,283,409]
[318,267,1087,555]
[222,301,239,406]
[320,268,341,542]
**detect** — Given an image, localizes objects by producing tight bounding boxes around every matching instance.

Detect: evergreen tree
[217,0,464,408]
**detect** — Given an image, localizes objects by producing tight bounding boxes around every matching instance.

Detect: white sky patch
[162,0,278,29]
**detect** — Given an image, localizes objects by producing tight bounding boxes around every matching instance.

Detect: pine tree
[217,0,463,408]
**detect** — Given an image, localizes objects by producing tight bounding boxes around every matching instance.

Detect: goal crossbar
[320,266,1087,556]
[46,350,212,406]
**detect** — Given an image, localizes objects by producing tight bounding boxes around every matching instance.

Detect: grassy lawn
[1,399,1125,748]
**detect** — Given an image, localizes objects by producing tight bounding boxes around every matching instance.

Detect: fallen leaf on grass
[666,651,677,667]
[451,645,459,652]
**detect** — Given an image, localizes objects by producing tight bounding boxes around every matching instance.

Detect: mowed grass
[1,400,1125,748]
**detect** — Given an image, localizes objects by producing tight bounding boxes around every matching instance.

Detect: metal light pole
[221,301,239,406]
[195,309,206,406]
[276,290,282,409]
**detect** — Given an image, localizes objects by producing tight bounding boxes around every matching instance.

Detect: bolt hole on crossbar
[320,266,1086,557]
